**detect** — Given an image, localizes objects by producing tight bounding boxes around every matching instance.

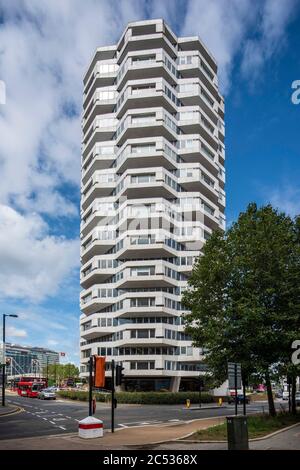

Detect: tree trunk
[291,375,296,415]
[265,369,276,416]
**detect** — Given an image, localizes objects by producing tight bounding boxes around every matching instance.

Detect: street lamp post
[2,314,18,407]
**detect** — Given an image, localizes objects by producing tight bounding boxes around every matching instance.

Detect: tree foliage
[42,363,79,384]
[183,203,300,416]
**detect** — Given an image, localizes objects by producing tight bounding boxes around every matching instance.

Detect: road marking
[52,417,67,422]
[49,421,55,425]
[58,426,66,430]
[169,419,180,422]
[42,418,48,421]
[118,420,164,427]
[118,424,127,428]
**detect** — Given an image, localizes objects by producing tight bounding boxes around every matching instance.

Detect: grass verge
[186,412,300,441]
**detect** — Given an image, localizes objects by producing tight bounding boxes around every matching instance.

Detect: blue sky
[0,0,299,365]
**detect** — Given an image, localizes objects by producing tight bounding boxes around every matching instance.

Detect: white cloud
[0,204,79,301]
[268,185,300,218]
[180,0,297,93]
[0,0,147,303]
[0,0,297,310]
[0,0,144,216]
[0,0,296,216]
[181,0,259,92]
[241,0,297,80]
[6,325,27,338]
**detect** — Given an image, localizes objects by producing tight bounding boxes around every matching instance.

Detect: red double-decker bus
[11,376,48,392]
[17,379,48,398]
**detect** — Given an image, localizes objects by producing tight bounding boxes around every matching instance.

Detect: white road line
[169,419,180,422]
[118,424,127,428]
[42,418,48,421]
[119,420,151,425]
[58,426,66,430]
[49,421,55,425]
[119,420,163,427]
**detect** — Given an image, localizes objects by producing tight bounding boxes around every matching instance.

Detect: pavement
[0,404,20,417]
[0,416,225,450]
[0,392,296,450]
[0,413,299,450]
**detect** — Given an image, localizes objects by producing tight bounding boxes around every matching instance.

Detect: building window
[130,298,155,308]
[130,266,155,277]
[130,329,155,339]
[130,361,155,370]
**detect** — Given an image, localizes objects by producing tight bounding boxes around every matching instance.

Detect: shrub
[57,390,213,404]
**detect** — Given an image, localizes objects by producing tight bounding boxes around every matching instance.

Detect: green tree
[183,203,300,416]
[43,363,79,385]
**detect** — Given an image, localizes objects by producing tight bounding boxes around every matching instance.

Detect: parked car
[296,392,300,406]
[48,386,60,392]
[228,394,250,404]
[38,388,56,400]
[275,390,283,399]
[282,391,289,400]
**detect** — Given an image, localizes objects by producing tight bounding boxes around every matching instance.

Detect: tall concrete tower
[80,19,225,392]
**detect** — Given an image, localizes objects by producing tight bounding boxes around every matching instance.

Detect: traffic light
[115,364,124,386]
[94,355,106,388]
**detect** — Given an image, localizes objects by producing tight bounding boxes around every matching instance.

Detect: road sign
[228,362,242,389]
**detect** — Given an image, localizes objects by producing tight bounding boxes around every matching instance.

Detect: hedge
[57,390,214,405]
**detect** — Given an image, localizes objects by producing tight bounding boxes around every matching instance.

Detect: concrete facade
[80,19,225,391]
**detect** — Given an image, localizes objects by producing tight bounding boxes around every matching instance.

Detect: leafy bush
[57,390,214,404]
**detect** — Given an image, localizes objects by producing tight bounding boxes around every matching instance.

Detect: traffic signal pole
[89,356,93,416]
[2,315,6,407]
[234,363,238,416]
[111,359,115,433]
[243,380,246,416]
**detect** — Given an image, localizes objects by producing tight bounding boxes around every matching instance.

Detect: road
[0,394,286,441]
